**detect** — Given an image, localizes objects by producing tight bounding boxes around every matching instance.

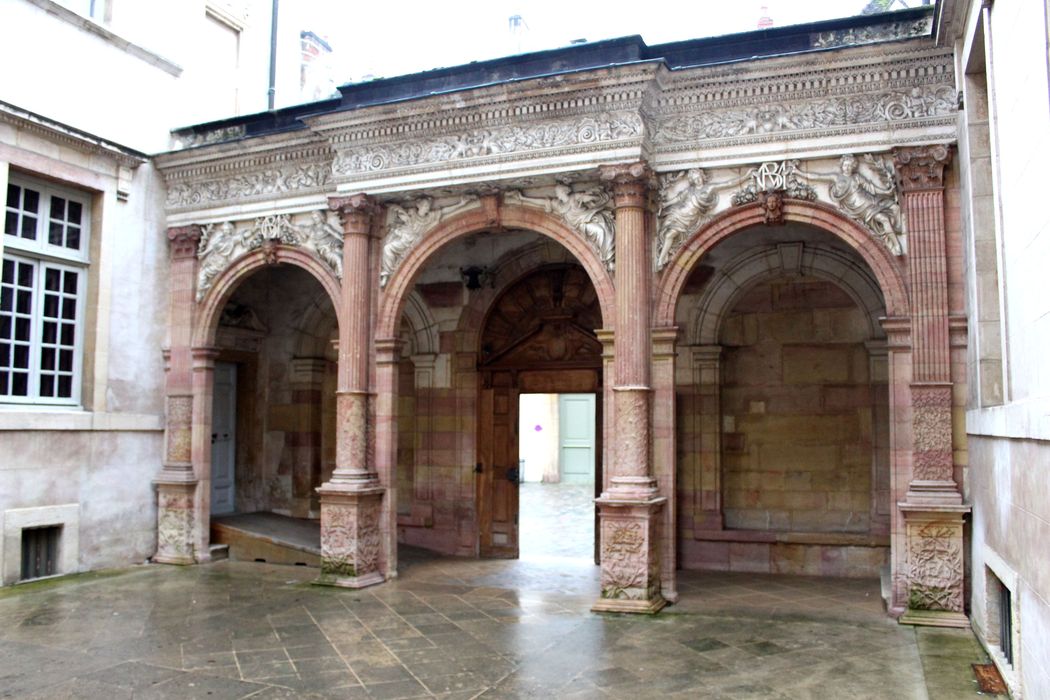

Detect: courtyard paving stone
[0,553,996,699]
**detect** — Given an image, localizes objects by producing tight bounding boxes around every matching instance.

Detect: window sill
[0,409,162,431]
[26,0,182,77]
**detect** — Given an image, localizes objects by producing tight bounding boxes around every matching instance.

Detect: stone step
[208,543,229,561]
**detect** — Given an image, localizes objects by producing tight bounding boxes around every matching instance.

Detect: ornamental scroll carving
[504,183,615,271]
[320,500,381,579]
[167,162,330,209]
[380,195,479,287]
[333,112,643,175]
[195,210,345,302]
[655,86,956,144]
[600,521,649,600]
[907,521,964,612]
[156,491,194,560]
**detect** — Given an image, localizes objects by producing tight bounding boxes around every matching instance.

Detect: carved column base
[897,505,970,628]
[592,496,667,614]
[315,485,385,589]
[154,480,198,565]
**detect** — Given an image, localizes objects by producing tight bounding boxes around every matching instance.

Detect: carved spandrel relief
[504,183,615,271]
[195,210,346,302]
[654,154,905,269]
[380,195,479,287]
[333,112,643,175]
[807,154,905,255]
[167,162,330,209]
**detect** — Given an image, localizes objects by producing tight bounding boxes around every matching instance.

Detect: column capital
[893,144,953,192]
[167,225,202,260]
[190,346,220,370]
[329,193,380,236]
[599,162,654,209]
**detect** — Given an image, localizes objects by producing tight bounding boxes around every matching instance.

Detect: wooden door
[479,377,519,558]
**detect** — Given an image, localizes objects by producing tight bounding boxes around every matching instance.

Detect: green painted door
[558,394,595,484]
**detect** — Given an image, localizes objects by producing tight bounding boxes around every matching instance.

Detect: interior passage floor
[0,554,993,700]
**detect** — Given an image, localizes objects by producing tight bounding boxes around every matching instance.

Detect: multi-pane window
[2,176,89,404]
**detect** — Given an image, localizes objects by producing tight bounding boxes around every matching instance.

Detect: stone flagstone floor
[0,548,994,699]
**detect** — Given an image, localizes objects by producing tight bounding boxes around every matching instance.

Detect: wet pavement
[0,550,994,700]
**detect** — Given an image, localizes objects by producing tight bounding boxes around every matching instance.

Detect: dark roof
[170,7,934,144]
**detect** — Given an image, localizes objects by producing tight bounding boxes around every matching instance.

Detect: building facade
[2,1,1048,697]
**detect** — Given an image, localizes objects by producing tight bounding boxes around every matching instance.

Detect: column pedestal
[316,486,385,588]
[898,505,970,628]
[154,480,198,564]
[593,496,667,614]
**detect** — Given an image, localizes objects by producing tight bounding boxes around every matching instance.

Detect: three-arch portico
[155,147,969,625]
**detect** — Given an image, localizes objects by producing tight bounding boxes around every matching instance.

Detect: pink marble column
[373,337,401,579]
[893,145,969,627]
[316,194,385,588]
[593,163,667,614]
[190,346,219,560]
[154,226,202,565]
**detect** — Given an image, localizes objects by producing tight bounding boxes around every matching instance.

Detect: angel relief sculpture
[300,210,344,278]
[503,183,615,270]
[808,154,906,255]
[380,195,478,286]
[196,221,253,301]
[655,168,752,269]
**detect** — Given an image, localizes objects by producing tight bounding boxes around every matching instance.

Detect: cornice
[0,100,148,169]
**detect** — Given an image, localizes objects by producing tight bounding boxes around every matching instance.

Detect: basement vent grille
[20,525,60,581]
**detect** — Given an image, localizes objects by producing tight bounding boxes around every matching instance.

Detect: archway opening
[674,223,891,580]
[388,225,606,582]
[207,264,337,564]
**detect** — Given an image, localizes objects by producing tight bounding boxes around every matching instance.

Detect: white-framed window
[2,175,90,405]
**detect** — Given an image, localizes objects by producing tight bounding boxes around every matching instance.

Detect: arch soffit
[376,204,615,341]
[193,246,343,348]
[690,243,887,346]
[400,290,440,356]
[655,200,909,327]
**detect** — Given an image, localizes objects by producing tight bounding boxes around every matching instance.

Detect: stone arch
[399,290,439,357]
[454,239,605,354]
[193,246,342,348]
[654,200,909,326]
[376,204,615,342]
[690,242,887,346]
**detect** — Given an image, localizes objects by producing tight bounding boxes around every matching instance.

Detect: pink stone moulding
[893,145,969,628]
[316,195,385,588]
[155,225,203,564]
[593,163,667,614]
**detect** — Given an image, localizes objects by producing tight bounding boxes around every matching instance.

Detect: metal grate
[999,583,1013,665]
[20,525,60,581]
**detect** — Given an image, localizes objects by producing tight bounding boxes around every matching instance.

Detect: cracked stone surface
[0,549,993,699]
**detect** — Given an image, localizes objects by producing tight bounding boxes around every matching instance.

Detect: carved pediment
[481,316,601,370]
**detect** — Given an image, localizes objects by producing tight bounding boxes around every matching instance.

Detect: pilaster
[892,145,970,627]
[155,225,202,565]
[593,163,666,614]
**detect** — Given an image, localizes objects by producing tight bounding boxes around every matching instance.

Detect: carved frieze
[195,210,345,302]
[380,195,480,286]
[166,161,331,209]
[333,112,643,175]
[504,183,615,271]
[811,15,933,50]
[654,85,956,146]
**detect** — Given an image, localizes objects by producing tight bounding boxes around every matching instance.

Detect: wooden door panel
[479,382,519,558]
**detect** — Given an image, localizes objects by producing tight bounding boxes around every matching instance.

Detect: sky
[297,0,927,84]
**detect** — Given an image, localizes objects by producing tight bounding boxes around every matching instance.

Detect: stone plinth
[898,505,970,628]
[316,486,385,588]
[154,481,197,564]
[592,496,667,614]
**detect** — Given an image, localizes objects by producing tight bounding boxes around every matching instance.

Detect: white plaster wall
[958,1,1050,696]
[0,0,276,152]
